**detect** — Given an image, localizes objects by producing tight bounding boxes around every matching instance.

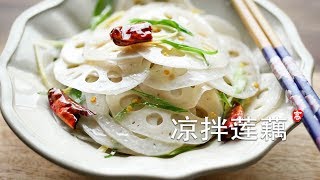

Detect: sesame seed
[126,105,133,112]
[228,50,239,57]
[209,112,217,118]
[131,98,142,104]
[164,12,173,19]
[253,82,260,89]
[240,62,249,67]
[90,96,97,103]
[152,28,161,33]
[168,74,175,80]
[163,52,169,56]
[163,69,171,75]
[178,36,185,41]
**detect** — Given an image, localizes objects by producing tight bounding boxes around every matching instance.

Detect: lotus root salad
[34,0,283,157]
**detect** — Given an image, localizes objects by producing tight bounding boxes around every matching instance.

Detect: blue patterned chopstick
[232,0,320,150]
[276,46,320,121]
[243,0,320,121]
[262,47,320,149]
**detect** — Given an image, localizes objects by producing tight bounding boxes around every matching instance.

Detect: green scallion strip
[159,146,195,157]
[130,18,193,36]
[64,87,84,104]
[218,92,233,108]
[218,91,244,118]
[104,149,117,158]
[131,89,188,113]
[114,89,187,120]
[218,91,233,118]
[91,0,114,30]
[114,102,143,121]
[160,39,218,66]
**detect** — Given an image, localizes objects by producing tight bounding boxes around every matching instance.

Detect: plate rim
[0,0,315,179]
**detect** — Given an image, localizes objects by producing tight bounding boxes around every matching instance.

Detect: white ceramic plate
[0,0,314,179]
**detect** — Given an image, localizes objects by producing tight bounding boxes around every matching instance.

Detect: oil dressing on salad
[34,0,283,157]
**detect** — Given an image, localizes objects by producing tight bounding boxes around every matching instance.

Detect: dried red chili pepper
[48,88,95,129]
[222,103,244,141]
[110,22,152,46]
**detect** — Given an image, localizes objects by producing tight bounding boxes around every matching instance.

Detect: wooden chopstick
[244,0,320,121]
[243,0,282,47]
[231,0,320,150]
[231,0,270,49]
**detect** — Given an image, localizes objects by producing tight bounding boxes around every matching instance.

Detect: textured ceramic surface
[0,0,314,179]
